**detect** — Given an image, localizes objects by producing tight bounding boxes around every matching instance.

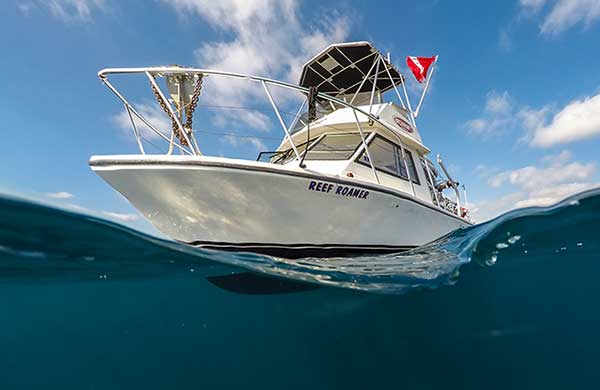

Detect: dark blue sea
[1,189,599,389]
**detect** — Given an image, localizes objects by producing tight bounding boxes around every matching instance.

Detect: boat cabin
[258,42,456,215]
[268,103,431,202]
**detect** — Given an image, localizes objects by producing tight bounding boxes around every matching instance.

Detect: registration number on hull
[307,180,369,199]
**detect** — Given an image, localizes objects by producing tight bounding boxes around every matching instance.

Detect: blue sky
[2,0,600,232]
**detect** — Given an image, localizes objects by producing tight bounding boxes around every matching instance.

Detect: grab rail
[98,67,428,157]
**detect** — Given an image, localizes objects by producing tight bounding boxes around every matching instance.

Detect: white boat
[90,42,471,258]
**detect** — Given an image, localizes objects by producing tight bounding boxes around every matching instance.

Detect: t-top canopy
[298,41,403,98]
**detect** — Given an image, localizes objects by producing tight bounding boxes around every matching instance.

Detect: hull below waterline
[90,156,469,257]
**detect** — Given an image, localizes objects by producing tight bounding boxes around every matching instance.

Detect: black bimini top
[298,41,403,97]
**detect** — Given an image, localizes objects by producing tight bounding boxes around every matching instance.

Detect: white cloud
[208,105,272,132]
[222,134,267,152]
[504,0,600,49]
[101,211,139,222]
[112,99,273,151]
[518,0,600,35]
[541,149,572,164]
[113,102,172,141]
[540,0,600,35]
[474,164,500,178]
[472,151,599,221]
[498,1,547,50]
[162,0,350,131]
[111,95,273,153]
[488,159,595,191]
[517,105,552,133]
[529,93,600,147]
[464,90,515,135]
[464,90,600,148]
[485,90,512,114]
[44,191,74,199]
[470,192,525,222]
[20,0,107,22]
[171,0,350,81]
[519,0,548,14]
[464,118,489,134]
[514,182,599,207]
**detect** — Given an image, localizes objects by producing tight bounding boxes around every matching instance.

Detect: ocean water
[1,189,599,389]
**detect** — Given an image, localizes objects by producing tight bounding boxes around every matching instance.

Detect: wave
[1,188,599,294]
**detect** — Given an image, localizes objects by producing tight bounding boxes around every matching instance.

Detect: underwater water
[1,189,599,389]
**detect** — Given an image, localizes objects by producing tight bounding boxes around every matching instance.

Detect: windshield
[289,100,336,134]
[271,133,365,164]
[270,138,316,165]
[303,133,364,161]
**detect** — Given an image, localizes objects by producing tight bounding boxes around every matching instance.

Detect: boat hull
[90,156,469,258]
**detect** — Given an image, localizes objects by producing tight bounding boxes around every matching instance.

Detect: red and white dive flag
[406,56,437,83]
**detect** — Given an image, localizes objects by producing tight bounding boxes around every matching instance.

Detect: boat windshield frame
[271,132,369,164]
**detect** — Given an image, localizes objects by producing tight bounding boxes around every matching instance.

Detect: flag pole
[400,73,416,126]
[414,55,438,118]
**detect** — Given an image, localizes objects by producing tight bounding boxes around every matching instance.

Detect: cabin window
[420,156,438,185]
[398,150,420,185]
[303,133,364,161]
[358,135,421,184]
[358,136,399,176]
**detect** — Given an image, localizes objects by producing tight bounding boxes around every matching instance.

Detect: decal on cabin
[393,116,413,133]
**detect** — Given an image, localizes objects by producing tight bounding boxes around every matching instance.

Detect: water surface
[1,190,599,388]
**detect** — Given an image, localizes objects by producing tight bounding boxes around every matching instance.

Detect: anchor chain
[149,74,188,146]
[184,75,203,133]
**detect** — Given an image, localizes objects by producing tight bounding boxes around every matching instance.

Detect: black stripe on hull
[184,241,417,259]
